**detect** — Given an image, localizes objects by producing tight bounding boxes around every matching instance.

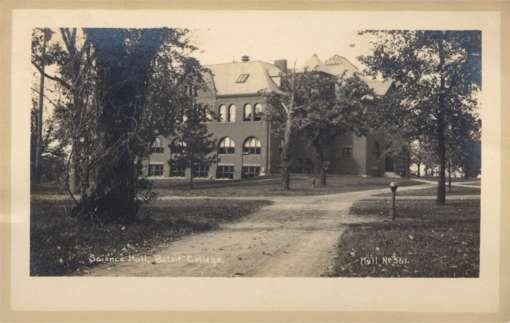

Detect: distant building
[144,54,392,180]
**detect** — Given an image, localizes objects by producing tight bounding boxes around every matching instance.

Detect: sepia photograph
[2,5,505,316]
[27,20,484,279]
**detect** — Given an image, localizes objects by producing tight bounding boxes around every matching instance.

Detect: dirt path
[86,184,435,277]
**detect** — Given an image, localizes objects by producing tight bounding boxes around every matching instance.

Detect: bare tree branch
[31,61,72,90]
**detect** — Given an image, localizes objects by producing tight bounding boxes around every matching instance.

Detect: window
[243,137,261,155]
[243,104,253,121]
[169,159,186,177]
[218,137,235,154]
[242,166,260,178]
[304,158,313,173]
[243,103,263,122]
[219,104,227,122]
[236,74,250,83]
[216,165,234,179]
[148,164,164,176]
[150,138,164,154]
[193,161,209,178]
[219,104,236,122]
[170,139,187,154]
[294,158,304,173]
[342,147,353,158]
[254,103,263,121]
[228,104,236,122]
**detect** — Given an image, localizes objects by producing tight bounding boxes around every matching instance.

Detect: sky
[158,11,375,68]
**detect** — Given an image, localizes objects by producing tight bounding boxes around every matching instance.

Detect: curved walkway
[86,183,443,277]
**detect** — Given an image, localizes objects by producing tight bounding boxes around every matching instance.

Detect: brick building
[144,54,391,180]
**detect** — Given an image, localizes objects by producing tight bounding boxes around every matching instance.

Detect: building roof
[300,54,392,96]
[205,60,282,97]
[302,53,324,71]
[204,54,392,98]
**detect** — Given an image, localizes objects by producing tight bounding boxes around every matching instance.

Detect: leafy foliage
[359,30,481,203]
[31,27,206,223]
[167,59,218,188]
[265,68,378,188]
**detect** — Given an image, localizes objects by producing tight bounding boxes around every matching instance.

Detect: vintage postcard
[2,4,507,320]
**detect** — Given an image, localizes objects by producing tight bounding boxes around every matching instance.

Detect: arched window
[254,103,263,121]
[150,137,164,153]
[243,104,253,121]
[228,104,236,122]
[243,137,261,155]
[218,137,235,154]
[219,104,227,122]
[170,139,187,154]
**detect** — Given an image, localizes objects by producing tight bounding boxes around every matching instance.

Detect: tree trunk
[448,160,452,193]
[312,142,326,187]
[34,29,48,185]
[436,36,447,205]
[280,101,294,191]
[189,160,194,189]
[280,129,291,191]
[417,162,421,177]
[405,148,411,178]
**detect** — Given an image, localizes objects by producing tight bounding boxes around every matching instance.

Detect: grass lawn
[30,198,271,276]
[375,185,480,197]
[150,174,422,197]
[330,199,480,277]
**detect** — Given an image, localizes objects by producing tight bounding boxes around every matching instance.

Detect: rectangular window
[216,165,234,179]
[295,158,304,173]
[169,160,186,177]
[193,162,209,178]
[342,147,353,158]
[236,74,250,83]
[242,166,260,179]
[148,164,164,176]
[304,158,313,173]
[150,147,164,154]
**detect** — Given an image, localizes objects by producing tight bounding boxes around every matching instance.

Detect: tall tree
[31,28,97,197]
[169,59,217,189]
[31,28,53,184]
[31,27,200,222]
[67,28,197,223]
[264,66,298,191]
[360,30,481,204]
[294,72,377,186]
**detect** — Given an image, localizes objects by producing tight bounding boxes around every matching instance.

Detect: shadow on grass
[30,198,271,276]
[374,186,480,197]
[151,175,423,197]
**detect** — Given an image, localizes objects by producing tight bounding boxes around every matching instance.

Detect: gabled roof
[300,54,392,96]
[205,60,281,97]
[302,54,323,71]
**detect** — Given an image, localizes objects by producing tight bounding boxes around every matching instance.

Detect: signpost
[389,182,398,220]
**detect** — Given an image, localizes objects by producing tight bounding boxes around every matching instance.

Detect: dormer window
[236,74,250,83]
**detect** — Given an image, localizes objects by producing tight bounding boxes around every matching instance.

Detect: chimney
[274,59,287,73]
[241,55,250,62]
